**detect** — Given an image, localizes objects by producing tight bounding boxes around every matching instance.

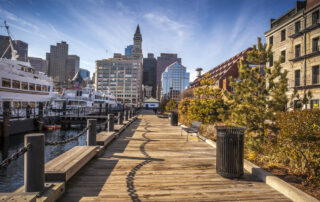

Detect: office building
[79,68,90,80]
[265,0,320,109]
[28,57,48,73]
[156,53,181,99]
[143,53,157,98]
[66,55,80,80]
[125,45,133,56]
[95,25,143,106]
[0,35,28,61]
[161,61,190,100]
[47,41,69,84]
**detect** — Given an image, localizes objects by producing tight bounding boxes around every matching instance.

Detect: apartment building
[265,0,320,109]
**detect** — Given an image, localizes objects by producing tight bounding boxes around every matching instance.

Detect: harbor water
[0,125,95,192]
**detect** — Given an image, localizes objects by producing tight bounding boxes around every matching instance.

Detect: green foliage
[226,37,288,135]
[165,99,178,112]
[178,73,229,125]
[274,110,320,185]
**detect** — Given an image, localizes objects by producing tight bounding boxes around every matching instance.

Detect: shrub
[274,110,320,185]
[178,98,191,126]
[165,99,178,112]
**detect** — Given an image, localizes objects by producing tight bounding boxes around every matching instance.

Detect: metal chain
[96,121,107,127]
[45,127,89,146]
[0,143,31,168]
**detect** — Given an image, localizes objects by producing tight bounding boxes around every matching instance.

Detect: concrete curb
[178,123,319,202]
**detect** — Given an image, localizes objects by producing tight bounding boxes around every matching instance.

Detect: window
[312,37,319,52]
[281,29,286,41]
[29,83,35,91]
[311,99,319,109]
[312,65,319,84]
[269,55,273,67]
[2,78,11,88]
[295,44,301,58]
[21,82,28,90]
[36,84,41,91]
[312,10,319,25]
[295,21,301,33]
[12,80,20,89]
[42,85,47,92]
[269,36,273,45]
[295,70,300,86]
[281,50,286,63]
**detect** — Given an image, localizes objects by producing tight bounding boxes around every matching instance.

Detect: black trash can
[170,111,178,126]
[215,126,245,178]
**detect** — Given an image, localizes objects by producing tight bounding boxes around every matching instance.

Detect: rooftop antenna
[3,21,19,60]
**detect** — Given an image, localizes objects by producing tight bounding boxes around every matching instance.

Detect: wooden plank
[0,192,37,202]
[45,146,98,182]
[59,110,291,202]
[96,131,116,146]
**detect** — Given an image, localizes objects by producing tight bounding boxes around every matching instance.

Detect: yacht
[0,21,54,112]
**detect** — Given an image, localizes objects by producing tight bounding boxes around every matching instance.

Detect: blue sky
[0,0,295,81]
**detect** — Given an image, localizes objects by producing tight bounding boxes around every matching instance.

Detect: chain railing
[44,126,89,146]
[0,107,137,193]
[0,143,31,169]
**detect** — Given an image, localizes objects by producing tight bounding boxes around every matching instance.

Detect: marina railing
[0,107,137,193]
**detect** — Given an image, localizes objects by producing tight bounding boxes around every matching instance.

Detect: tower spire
[135,24,141,35]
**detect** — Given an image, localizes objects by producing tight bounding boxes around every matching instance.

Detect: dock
[59,110,291,201]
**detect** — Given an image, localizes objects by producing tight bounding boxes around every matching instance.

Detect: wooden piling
[87,119,96,146]
[24,133,44,192]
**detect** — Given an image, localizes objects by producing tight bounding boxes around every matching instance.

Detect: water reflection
[0,125,99,192]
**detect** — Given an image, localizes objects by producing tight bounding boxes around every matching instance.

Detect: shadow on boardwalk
[59,119,141,202]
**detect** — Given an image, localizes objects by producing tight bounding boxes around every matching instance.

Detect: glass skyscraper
[161,62,190,100]
[125,45,133,56]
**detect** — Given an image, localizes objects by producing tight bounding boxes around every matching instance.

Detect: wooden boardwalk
[59,110,291,201]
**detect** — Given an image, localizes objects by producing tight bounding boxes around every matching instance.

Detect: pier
[1,110,294,201]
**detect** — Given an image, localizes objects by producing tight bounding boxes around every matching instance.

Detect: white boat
[0,21,54,112]
[50,84,118,110]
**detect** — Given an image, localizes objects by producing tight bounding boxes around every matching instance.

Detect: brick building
[190,48,251,91]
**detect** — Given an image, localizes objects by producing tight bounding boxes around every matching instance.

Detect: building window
[281,29,286,41]
[295,21,301,33]
[36,84,41,91]
[295,70,300,87]
[269,55,273,67]
[269,36,273,45]
[42,85,47,92]
[312,65,319,84]
[295,44,301,58]
[2,78,11,88]
[29,83,35,91]
[312,37,319,52]
[312,10,319,25]
[311,99,319,109]
[21,82,28,90]
[12,80,20,89]
[281,50,286,63]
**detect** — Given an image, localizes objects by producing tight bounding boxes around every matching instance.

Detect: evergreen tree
[226,37,288,135]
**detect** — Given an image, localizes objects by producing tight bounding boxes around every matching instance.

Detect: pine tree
[226,37,288,135]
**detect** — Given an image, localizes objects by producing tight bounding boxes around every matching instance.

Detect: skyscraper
[143,53,157,98]
[28,57,48,73]
[95,25,143,106]
[66,55,80,80]
[0,35,28,61]
[125,45,133,56]
[156,53,181,99]
[161,62,190,101]
[47,41,68,84]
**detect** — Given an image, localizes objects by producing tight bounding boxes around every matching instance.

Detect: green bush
[165,99,178,112]
[274,110,320,185]
[178,98,191,126]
